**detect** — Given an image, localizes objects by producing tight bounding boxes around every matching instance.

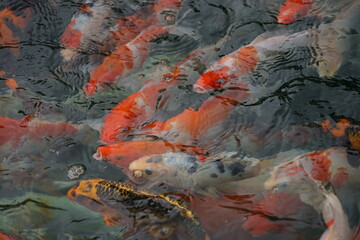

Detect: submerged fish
[192,28,316,93]
[93,141,205,168]
[60,0,113,62]
[321,118,360,150]
[67,179,203,239]
[83,25,170,96]
[137,88,249,145]
[277,0,315,24]
[0,115,82,149]
[128,152,260,196]
[100,36,229,144]
[264,147,360,239]
[0,8,30,57]
[109,0,185,47]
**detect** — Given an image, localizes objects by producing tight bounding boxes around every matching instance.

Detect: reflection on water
[1,0,360,239]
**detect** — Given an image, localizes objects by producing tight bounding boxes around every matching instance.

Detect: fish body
[264,147,359,240]
[83,25,169,96]
[99,69,184,144]
[67,179,202,239]
[109,0,185,47]
[139,88,249,145]
[100,37,229,144]
[0,8,30,57]
[193,29,314,93]
[128,152,260,195]
[277,0,315,24]
[93,141,205,168]
[60,0,113,61]
[0,115,82,149]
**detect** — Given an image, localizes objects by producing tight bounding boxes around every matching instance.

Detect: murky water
[1,0,360,239]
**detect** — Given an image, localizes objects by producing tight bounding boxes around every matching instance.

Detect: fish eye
[164,14,176,23]
[217,78,225,84]
[162,76,172,82]
[145,169,153,175]
[120,126,129,133]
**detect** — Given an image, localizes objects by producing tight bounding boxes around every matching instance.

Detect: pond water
[0,0,360,239]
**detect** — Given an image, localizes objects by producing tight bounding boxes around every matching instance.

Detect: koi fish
[99,70,183,144]
[264,147,359,239]
[193,29,314,93]
[100,36,229,144]
[93,141,206,168]
[60,0,113,62]
[277,0,315,24]
[128,152,260,196]
[321,118,360,150]
[109,0,185,47]
[83,25,169,96]
[67,179,203,239]
[138,88,250,145]
[0,8,30,57]
[0,115,83,149]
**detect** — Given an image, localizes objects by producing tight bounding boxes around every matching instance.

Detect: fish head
[277,0,314,24]
[100,124,131,144]
[67,179,104,211]
[129,154,171,184]
[193,66,233,93]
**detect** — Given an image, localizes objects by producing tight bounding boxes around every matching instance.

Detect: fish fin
[19,114,35,127]
[4,78,19,89]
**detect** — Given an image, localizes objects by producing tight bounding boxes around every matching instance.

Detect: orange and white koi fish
[128,152,260,195]
[60,0,113,62]
[264,147,359,240]
[100,37,229,144]
[0,115,83,148]
[193,29,314,93]
[277,0,315,24]
[99,70,183,144]
[0,8,30,57]
[138,88,249,145]
[93,141,205,168]
[83,25,170,96]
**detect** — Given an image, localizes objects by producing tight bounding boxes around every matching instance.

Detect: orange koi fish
[60,0,113,61]
[100,38,227,144]
[277,0,315,24]
[139,88,249,145]
[0,115,82,148]
[93,141,205,168]
[322,119,360,150]
[83,25,169,96]
[99,73,181,144]
[67,179,203,239]
[0,8,30,57]
[264,147,359,239]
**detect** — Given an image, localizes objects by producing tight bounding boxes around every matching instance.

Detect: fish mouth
[93,151,102,160]
[193,84,211,93]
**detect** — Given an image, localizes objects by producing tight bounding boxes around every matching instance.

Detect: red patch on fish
[277,0,314,24]
[60,19,83,49]
[243,192,303,236]
[307,151,332,181]
[94,141,205,168]
[194,46,258,92]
